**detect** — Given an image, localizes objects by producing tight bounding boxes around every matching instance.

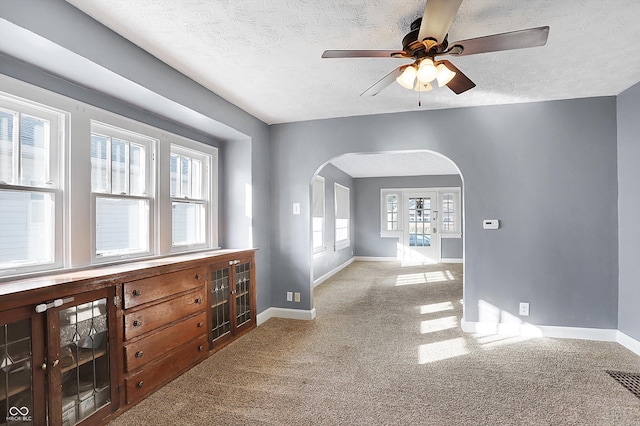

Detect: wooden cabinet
[0,249,256,424]
[209,253,256,351]
[121,267,207,405]
[0,287,119,426]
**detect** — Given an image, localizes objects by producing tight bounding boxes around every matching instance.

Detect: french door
[404,191,439,263]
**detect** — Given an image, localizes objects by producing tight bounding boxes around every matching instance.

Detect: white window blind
[312,176,325,253]
[334,183,350,249]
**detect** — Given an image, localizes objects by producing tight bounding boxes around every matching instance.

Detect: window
[385,193,399,231]
[440,190,461,235]
[312,176,325,254]
[170,145,210,250]
[0,95,64,275]
[334,183,350,250]
[91,122,154,260]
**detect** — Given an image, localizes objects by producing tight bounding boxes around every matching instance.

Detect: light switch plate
[292,203,300,215]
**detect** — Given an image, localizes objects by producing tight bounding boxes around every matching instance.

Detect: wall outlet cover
[519,302,530,316]
[286,291,293,302]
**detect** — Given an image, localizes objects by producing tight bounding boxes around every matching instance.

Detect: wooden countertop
[0,248,256,299]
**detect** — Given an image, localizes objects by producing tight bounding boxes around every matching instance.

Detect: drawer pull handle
[132,289,141,297]
[195,297,202,304]
[135,351,144,358]
[228,260,234,266]
[137,381,144,388]
[198,345,204,351]
[133,320,142,327]
[195,274,201,280]
[198,322,204,328]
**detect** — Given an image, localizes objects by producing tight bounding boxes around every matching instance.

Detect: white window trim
[0,90,67,276]
[89,121,156,263]
[170,143,214,253]
[380,189,402,238]
[334,182,350,251]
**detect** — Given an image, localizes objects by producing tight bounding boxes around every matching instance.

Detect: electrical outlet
[294,292,301,303]
[286,291,293,302]
[519,302,530,316]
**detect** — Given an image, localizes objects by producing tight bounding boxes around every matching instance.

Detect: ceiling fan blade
[322,50,405,58]
[438,60,475,94]
[360,67,405,96]
[418,0,464,44]
[448,26,550,56]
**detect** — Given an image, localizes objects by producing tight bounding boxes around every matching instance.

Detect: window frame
[170,143,212,252]
[334,182,350,251]
[380,190,402,238]
[439,189,461,237]
[0,92,66,276]
[89,120,156,263]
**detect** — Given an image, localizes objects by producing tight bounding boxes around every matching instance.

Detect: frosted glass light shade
[436,63,456,87]
[396,66,418,89]
[417,59,438,83]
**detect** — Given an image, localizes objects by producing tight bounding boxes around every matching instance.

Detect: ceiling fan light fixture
[436,63,456,87]
[417,58,438,83]
[414,81,433,92]
[396,65,418,89]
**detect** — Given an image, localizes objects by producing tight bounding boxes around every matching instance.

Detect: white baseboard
[441,258,463,264]
[617,331,640,357]
[461,319,618,342]
[257,307,317,325]
[313,257,354,287]
[353,256,398,262]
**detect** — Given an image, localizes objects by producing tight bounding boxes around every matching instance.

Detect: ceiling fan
[322,0,549,97]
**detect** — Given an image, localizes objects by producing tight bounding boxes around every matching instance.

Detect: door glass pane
[111,139,127,195]
[59,298,110,424]
[409,197,431,247]
[95,197,149,256]
[0,109,16,185]
[0,190,55,268]
[1,318,33,425]
[90,134,109,193]
[20,114,48,187]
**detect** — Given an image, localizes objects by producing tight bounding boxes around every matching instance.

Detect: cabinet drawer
[124,312,206,372]
[123,267,205,309]
[124,288,205,340]
[125,334,208,405]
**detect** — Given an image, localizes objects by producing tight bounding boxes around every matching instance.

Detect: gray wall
[353,175,462,259]
[617,81,640,340]
[312,164,355,283]
[1,0,272,313]
[270,98,619,329]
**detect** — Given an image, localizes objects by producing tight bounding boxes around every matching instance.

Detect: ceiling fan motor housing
[402,18,448,58]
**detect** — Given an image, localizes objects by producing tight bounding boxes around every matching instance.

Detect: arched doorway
[309,149,465,311]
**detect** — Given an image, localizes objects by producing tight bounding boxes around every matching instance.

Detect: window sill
[334,240,351,251]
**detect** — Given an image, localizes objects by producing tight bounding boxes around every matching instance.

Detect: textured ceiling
[330,151,459,178]
[64,0,640,125]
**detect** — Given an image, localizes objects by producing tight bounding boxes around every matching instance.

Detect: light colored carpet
[109,261,640,425]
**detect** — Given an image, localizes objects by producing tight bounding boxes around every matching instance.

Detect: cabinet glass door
[57,297,110,425]
[210,265,231,344]
[1,315,34,425]
[234,261,252,329]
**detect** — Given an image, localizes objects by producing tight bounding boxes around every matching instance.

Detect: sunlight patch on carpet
[418,337,468,364]
[420,301,454,314]
[421,316,458,334]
